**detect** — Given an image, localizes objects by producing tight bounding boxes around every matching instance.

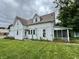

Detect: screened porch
[54,26,72,42]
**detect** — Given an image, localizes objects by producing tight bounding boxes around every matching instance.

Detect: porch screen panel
[63,30,67,37]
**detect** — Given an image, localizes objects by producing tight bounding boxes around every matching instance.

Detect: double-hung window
[33,30,35,35]
[43,29,46,37]
[17,30,18,35]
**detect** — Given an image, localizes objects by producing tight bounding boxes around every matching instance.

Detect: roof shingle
[14,12,55,26]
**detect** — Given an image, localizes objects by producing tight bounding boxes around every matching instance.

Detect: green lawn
[0,39,79,59]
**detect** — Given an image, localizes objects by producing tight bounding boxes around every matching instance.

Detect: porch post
[67,29,70,42]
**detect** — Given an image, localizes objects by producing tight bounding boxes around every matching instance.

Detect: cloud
[3,0,19,7]
[0,0,56,27]
[32,0,54,15]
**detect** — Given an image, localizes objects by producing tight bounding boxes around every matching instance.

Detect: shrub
[53,38,65,42]
[70,37,79,40]
[30,38,50,42]
[4,37,15,40]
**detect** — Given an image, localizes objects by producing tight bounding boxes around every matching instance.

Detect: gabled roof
[39,12,55,23]
[13,16,28,26]
[13,12,55,26]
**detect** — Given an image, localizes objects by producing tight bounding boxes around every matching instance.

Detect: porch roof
[54,26,72,30]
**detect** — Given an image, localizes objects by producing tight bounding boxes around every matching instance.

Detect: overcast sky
[0,0,57,28]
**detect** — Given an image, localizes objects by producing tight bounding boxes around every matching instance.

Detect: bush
[30,38,50,42]
[53,38,65,42]
[70,37,79,40]
[4,37,15,40]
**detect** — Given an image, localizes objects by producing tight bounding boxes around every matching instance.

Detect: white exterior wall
[27,22,54,41]
[9,20,54,41]
[9,20,25,40]
[14,20,24,40]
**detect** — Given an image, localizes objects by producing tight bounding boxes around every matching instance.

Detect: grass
[0,39,79,59]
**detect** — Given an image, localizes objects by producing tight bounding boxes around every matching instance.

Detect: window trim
[17,30,18,35]
[43,29,46,37]
[25,30,27,36]
[28,30,30,35]
[31,30,32,34]
[33,30,35,35]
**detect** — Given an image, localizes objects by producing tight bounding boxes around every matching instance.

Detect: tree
[54,0,79,32]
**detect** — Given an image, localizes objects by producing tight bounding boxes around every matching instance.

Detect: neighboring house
[0,27,9,38]
[8,12,73,42]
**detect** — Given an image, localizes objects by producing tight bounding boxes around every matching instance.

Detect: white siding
[27,22,54,41]
[9,20,24,40]
[9,20,54,41]
[33,16,40,23]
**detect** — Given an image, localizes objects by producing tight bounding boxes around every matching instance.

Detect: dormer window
[33,14,41,23]
[17,30,18,35]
